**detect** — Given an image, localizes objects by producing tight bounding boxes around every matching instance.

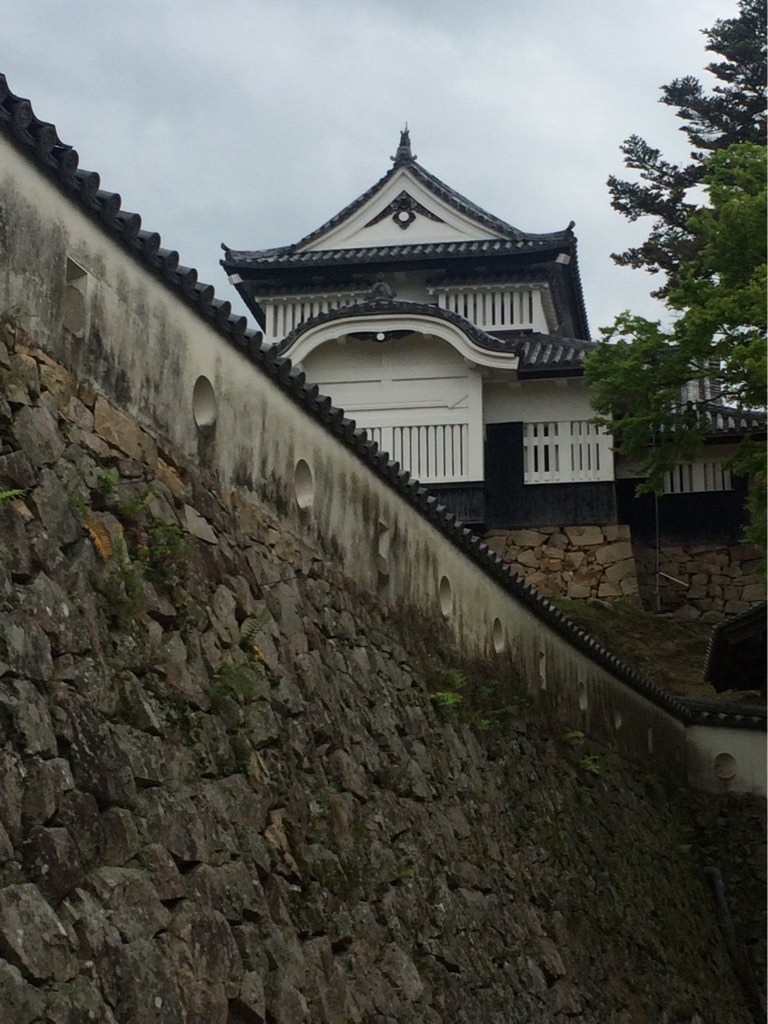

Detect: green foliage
[563,730,586,747]
[0,487,26,507]
[589,143,767,549]
[102,547,145,626]
[212,657,264,705]
[579,755,602,776]
[116,488,151,520]
[430,667,524,733]
[607,0,766,293]
[139,523,190,587]
[430,668,467,709]
[95,468,119,503]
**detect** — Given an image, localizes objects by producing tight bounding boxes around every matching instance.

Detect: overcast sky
[3,0,736,337]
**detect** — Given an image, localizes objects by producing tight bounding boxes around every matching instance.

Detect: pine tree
[607,0,766,295]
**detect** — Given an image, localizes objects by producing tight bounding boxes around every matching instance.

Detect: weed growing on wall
[430,667,526,733]
[0,488,26,507]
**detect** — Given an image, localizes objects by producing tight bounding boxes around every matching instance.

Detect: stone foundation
[634,543,766,622]
[485,526,765,622]
[484,525,640,602]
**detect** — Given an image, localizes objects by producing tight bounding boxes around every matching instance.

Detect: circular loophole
[192,376,217,429]
[647,727,654,754]
[613,708,623,731]
[438,575,453,619]
[713,752,737,780]
[492,617,505,654]
[294,459,314,510]
[578,684,588,712]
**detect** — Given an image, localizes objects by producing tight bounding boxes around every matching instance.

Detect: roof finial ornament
[391,124,416,166]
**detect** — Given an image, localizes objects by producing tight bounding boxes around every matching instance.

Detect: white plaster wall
[686,725,766,796]
[484,379,596,424]
[302,336,484,481]
[1,135,747,786]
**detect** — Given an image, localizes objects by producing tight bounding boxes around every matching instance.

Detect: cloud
[2,0,737,331]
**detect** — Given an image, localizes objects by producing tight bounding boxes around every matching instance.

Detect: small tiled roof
[274,297,593,375]
[223,236,572,269]
[4,72,761,733]
[702,404,767,436]
[518,335,595,375]
[676,696,766,729]
[275,298,516,355]
[702,602,767,694]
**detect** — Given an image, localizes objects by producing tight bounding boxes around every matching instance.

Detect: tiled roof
[702,405,766,435]
[274,298,592,374]
[274,299,517,356]
[702,602,767,694]
[518,335,595,374]
[3,71,761,733]
[676,697,766,729]
[222,143,574,265]
[222,236,572,269]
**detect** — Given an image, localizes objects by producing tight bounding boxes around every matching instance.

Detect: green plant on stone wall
[0,488,26,508]
[138,522,191,587]
[212,657,264,705]
[579,754,602,776]
[430,668,467,709]
[102,546,145,626]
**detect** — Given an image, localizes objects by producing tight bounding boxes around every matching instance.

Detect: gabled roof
[221,128,576,266]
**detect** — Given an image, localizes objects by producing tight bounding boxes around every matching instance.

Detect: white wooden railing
[524,421,614,484]
[367,423,469,483]
[664,461,732,494]
[431,285,537,331]
[262,291,367,340]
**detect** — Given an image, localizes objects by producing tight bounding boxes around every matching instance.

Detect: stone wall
[485,525,640,602]
[485,528,765,622]
[634,544,765,621]
[0,327,763,1022]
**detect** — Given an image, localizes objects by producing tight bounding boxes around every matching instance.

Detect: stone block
[94,396,158,465]
[545,532,569,549]
[509,529,547,548]
[724,600,750,614]
[597,581,622,598]
[672,605,701,620]
[515,550,540,569]
[741,583,767,603]
[604,559,637,583]
[595,542,634,566]
[0,449,39,489]
[183,504,217,544]
[564,551,585,570]
[701,610,725,624]
[11,404,65,465]
[22,826,82,902]
[566,582,591,598]
[0,961,46,1024]
[484,534,507,555]
[0,884,77,981]
[603,524,631,542]
[564,525,604,546]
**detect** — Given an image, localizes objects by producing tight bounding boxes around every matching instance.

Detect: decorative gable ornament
[364,189,445,231]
